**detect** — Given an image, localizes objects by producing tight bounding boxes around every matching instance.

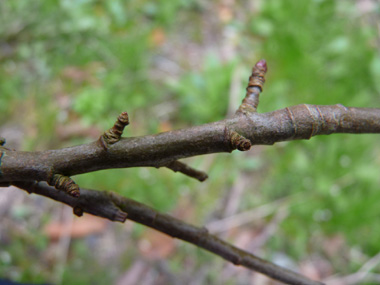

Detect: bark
[11,181,323,285]
[2,60,377,284]
[1,104,379,183]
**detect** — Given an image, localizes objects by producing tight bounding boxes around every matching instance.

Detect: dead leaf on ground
[218,4,233,23]
[323,234,346,258]
[138,228,176,260]
[299,258,333,281]
[44,213,108,241]
[150,28,166,47]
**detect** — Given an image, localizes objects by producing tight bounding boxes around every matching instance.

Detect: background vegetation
[1,0,380,284]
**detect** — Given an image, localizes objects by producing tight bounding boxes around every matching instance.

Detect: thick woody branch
[1,104,379,183]
[0,60,375,284]
[9,182,323,285]
[100,112,208,181]
[1,60,379,183]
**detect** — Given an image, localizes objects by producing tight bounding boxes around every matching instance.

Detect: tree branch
[163,160,208,182]
[1,105,379,183]
[9,181,323,285]
[0,59,377,284]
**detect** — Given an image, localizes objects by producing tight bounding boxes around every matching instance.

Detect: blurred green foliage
[253,0,380,261]
[168,55,236,124]
[1,0,380,283]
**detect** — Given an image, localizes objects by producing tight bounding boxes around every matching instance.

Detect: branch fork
[5,59,380,284]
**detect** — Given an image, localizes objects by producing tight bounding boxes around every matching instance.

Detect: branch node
[100,112,129,149]
[73,206,84,217]
[233,256,242,265]
[230,131,252,151]
[237,59,268,114]
[26,181,38,194]
[197,226,209,238]
[114,210,128,223]
[48,174,80,197]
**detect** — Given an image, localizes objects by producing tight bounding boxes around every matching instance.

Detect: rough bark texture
[1,105,379,183]
[2,60,378,284]
[12,181,322,285]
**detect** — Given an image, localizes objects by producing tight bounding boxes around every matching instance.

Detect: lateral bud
[100,112,129,149]
[73,206,84,217]
[230,131,252,151]
[48,174,80,197]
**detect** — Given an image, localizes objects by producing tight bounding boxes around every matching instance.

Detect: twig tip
[198,173,208,182]
[114,210,128,223]
[100,111,130,148]
[255,59,267,73]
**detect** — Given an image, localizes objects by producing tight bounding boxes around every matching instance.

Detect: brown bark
[2,60,378,284]
[1,104,379,184]
[11,181,323,285]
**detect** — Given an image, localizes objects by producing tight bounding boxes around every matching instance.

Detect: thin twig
[9,181,324,285]
[324,251,380,284]
[164,160,208,182]
[1,60,377,285]
[236,59,267,114]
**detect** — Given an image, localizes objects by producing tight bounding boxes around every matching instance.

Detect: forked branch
[1,93,379,186]
[1,59,378,284]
